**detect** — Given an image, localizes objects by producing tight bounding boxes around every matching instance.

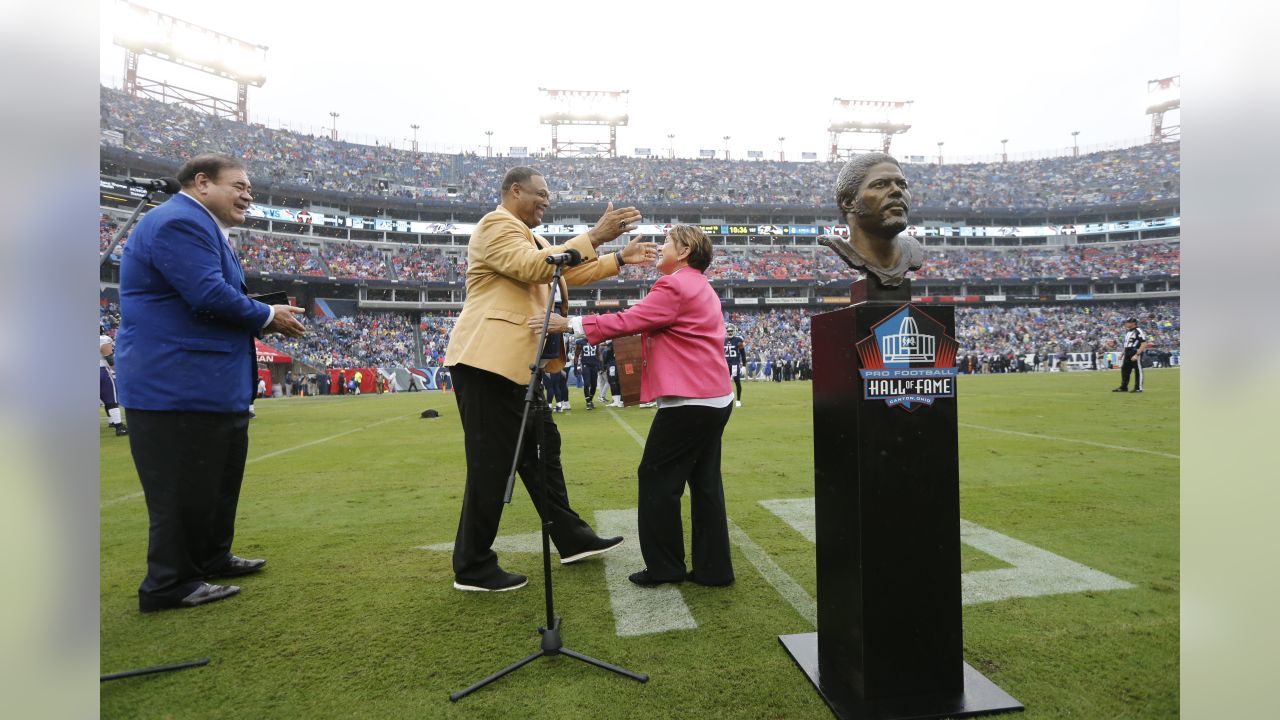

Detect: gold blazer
[444,205,620,384]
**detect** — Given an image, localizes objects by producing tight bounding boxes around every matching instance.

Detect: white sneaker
[248,405,256,418]
[560,401,570,411]
[735,400,742,408]
[612,398,624,407]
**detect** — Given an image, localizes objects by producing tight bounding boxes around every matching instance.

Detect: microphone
[126,176,181,194]
[544,249,583,267]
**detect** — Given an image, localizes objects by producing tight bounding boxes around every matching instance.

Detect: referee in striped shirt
[1113,317,1150,393]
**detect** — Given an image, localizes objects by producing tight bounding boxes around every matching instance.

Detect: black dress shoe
[1112,387,1128,393]
[560,535,624,565]
[139,583,240,613]
[453,569,528,592]
[628,569,684,587]
[207,555,266,578]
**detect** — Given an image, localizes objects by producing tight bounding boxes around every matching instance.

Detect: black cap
[1125,317,1138,323]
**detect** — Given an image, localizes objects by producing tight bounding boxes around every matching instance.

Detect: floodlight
[1145,76,1180,114]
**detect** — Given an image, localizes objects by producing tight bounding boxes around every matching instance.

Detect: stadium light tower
[485,130,493,158]
[329,112,340,141]
[1001,138,1008,164]
[538,88,629,157]
[936,141,944,165]
[410,123,420,153]
[1071,130,1080,158]
[111,0,266,122]
[778,137,785,162]
[723,135,731,161]
[1146,75,1180,144]
[828,98,912,162]
[667,133,675,159]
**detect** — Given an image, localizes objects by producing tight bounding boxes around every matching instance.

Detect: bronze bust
[819,152,923,287]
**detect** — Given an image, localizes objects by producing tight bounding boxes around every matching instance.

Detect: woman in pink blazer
[537,225,736,587]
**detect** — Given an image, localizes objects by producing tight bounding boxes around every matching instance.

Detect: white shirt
[178,190,274,330]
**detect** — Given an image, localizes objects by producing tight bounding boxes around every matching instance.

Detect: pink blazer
[581,267,732,402]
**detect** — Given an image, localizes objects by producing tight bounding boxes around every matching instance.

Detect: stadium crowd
[101,87,1179,212]
[319,242,391,280]
[220,229,1179,284]
[954,301,1180,361]
[239,234,327,276]
[271,311,421,368]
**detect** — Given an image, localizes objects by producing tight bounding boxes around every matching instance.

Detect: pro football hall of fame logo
[855,304,959,412]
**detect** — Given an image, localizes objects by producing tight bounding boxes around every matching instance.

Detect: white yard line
[760,497,1134,607]
[726,517,817,627]
[596,509,699,637]
[606,406,649,447]
[959,422,1179,460]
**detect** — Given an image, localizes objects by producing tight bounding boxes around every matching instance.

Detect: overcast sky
[98,0,1179,163]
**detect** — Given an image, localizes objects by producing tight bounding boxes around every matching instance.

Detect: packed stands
[100,213,125,259]
[954,301,1180,358]
[239,234,327,276]
[319,242,391,280]
[101,87,1179,212]
[391,246,465,283]
[272,311,419,368]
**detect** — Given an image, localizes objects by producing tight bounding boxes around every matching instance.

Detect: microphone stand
[450,257,647,702]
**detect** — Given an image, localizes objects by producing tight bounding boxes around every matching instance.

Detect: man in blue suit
[116,153,306,613]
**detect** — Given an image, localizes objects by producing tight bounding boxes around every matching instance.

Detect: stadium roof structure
[111,0,267,122]
[538,88,629,158]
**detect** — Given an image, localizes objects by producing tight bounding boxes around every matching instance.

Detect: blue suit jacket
[116,193,270,412]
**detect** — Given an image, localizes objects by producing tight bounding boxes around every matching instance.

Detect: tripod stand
[450,258,647,702]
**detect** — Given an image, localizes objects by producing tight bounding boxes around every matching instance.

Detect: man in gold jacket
[444,166,657,592]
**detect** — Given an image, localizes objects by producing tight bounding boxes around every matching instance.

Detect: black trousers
[1120,351,1144,390]
[581,363,598,400]
[126,408,250,606]
[636,403,734,583]
[450,364,597,583]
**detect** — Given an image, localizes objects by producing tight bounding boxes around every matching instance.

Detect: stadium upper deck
[100,87,1179,221]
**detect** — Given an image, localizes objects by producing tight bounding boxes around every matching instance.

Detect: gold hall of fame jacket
[444,205,622,385]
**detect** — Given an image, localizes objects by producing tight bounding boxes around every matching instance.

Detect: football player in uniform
[723,323,745,408]
[575,335,600,409]
[100,333,127,435]
[601,339,623,407]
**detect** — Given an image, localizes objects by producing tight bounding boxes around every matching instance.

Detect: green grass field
[100,368,1179,718]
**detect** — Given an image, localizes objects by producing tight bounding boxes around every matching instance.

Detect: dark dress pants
[450,364,596,583]
[126,409,250,606]
[636,403,734,583]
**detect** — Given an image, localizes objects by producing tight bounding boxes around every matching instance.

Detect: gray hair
[834,152,902,209]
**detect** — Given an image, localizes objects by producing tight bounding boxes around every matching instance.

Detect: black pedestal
[783,278,1022,720]
[779,633,1022,720]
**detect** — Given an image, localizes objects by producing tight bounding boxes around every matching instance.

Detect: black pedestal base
[779,633,1023,720]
